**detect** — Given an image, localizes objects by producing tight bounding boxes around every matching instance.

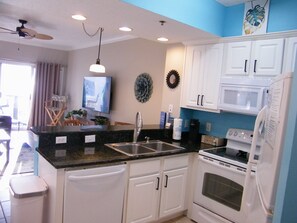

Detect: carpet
[12,143,34,175]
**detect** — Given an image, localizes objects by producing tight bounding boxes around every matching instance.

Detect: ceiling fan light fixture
[119,26,132,32]
[72,14,87,21]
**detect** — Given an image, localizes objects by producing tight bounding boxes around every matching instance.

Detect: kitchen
[0,0,297,223]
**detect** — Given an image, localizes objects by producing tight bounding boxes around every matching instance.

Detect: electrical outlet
[55,136,67,144]
[206,122,212,132]
[85,135,96,143]
[168,104,173,113]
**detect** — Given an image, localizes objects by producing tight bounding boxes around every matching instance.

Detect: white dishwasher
[63,164,126,223]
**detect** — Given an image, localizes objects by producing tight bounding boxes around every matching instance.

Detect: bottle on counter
[173,118,182,141]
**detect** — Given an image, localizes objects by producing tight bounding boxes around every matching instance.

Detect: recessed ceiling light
[72,14,87,21]
[119,27,133,32]
[157,37,169,42]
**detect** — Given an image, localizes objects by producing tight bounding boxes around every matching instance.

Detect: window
[0,61,35,130]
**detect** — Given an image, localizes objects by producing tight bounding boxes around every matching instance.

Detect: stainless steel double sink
[105,140,185,156]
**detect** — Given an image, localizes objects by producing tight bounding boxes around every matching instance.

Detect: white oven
[191,129,257,223]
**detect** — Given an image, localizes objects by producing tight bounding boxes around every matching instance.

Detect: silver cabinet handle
[164,175,169,188]
[201,95,204,106]
[197,94,200,106]
[253,60,257,73]
[156,177,160,190]
[244,60,248,72]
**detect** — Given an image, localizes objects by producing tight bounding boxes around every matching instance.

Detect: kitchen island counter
[37,139,212,169]
[32,124,212,169]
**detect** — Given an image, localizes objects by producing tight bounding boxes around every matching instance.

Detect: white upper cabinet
[283,37,297,73]
[223,41,252,76]
[181,43,223,112]
[223,39,284,77]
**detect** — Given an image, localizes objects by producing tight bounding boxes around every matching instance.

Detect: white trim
[183,30,297,46]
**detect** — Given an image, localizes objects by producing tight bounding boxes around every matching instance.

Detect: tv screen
[82,76,112,113]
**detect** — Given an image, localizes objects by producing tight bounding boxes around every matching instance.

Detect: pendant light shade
[89,59,106,73]
[89,27,105,73]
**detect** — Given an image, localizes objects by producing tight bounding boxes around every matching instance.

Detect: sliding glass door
[0,62,35,130]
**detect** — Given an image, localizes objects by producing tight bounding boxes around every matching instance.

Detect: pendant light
[89,27,105,73]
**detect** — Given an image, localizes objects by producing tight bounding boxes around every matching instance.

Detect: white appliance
[242,73,293,223]
[219,77,270,115]
[192,128,256,223]
[63,164,126,223]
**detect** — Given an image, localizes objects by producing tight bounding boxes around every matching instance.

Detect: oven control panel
[226,128,253,144]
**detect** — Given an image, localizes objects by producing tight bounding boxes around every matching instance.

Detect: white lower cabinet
[126,173,161,223]
[159,167,188,218]
[125,154,189,223]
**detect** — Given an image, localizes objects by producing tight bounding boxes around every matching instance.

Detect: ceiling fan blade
[0,26,15,32]
[34,33,53,40]
[21,28,38,36]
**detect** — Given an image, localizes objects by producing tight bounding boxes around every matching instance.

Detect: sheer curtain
[28,62,62,127]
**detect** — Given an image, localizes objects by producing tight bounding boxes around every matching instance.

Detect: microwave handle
[197,94,200,106]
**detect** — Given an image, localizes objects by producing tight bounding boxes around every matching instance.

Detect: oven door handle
[199,156,246,174]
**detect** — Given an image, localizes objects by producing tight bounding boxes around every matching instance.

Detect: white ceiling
[0,0,219,51]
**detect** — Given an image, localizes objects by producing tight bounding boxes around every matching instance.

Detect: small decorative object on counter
[91,116,109,125]
[173,118,182,141]
[65,109,87,119]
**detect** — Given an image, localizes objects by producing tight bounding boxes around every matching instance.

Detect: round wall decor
[166,70,180,89]
[134,73,153,103]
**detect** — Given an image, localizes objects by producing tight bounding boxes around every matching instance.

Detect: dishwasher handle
[68,168,125,181]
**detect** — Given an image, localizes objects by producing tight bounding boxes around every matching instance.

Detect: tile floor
[0,130,32,223]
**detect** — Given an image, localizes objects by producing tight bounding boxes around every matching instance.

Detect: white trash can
[9,175,48,223]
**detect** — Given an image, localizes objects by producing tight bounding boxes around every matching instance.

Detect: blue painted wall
[181,108,256,138]
[223,0,297,36]
[122,0,225,36]
[123,0,297,37]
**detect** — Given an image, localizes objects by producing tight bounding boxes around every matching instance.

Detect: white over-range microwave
[218,77,270,115]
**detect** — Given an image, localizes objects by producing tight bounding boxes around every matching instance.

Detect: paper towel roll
[173,118,182,140]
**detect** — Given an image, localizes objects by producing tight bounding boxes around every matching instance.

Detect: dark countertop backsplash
[31,124,213,169]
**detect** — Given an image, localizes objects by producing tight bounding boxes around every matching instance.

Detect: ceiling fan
[0,19,53,40]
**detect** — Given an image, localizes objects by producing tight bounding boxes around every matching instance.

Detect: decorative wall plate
[166,70,180,89]
[134,73,153,103]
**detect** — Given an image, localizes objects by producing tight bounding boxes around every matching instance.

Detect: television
[82,76,112,114]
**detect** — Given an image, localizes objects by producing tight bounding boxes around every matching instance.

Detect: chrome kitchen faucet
[133,112,143,143]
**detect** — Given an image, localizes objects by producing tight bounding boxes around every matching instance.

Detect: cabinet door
[283,37,297,73]
[182,46,205,108]
[201,44,223,110]
[126,173,160,223]
[159,167,188,218]
[223,41,252,76]
[251,39,284,76]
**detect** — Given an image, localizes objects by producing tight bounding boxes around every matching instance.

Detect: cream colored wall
[0,39,182,126]
[0,40,68,64]
[161,43,185,119]
[66,38,167,125]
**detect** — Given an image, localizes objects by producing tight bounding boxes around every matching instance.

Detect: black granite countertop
[33,124,214,169]
[37,140,213,169]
